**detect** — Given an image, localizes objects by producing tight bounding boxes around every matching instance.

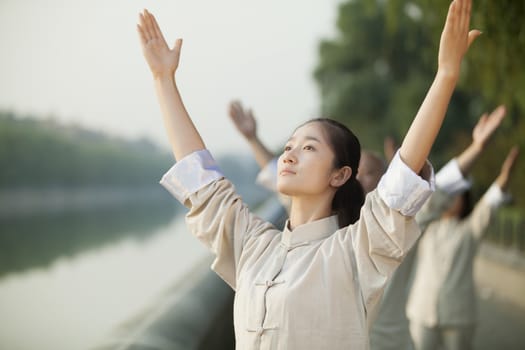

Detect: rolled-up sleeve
[160,149,223,205]
[415,159,471,230]
[435,158,471,195]
[255,157,278,192]
[483,183,507,208]
[377,151,435,217]
[159,149,276,289]
[467,183,508,239]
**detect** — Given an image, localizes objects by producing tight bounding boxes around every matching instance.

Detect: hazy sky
[0,0,342,156]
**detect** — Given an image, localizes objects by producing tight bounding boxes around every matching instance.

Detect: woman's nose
[282,151,296,164]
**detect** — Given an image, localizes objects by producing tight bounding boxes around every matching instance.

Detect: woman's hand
[496,146,519,190]
[229,101,257,140]
[472,105,506,148]
[437,0,481,79]
[137,9,182,79]
[456,105,506,175]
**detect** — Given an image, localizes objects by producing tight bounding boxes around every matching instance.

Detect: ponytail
[332,174,365,227]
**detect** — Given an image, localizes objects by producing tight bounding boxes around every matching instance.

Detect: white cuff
[377,151,435,217]
[255,158,278,192]
[483,184,508,209]
[435,158,471,195]
[159,149,223,204]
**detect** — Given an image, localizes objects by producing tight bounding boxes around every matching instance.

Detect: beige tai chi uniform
[406,182,506,350]
[160,149,434,350]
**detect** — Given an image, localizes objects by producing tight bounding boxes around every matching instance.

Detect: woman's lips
[279,169,296,176]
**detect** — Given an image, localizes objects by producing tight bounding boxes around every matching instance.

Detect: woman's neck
[288,194,333,230]
[441,212,459,219]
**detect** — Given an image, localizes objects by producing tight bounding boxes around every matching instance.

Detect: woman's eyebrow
[305,136,321,143]
[287,135,321,143]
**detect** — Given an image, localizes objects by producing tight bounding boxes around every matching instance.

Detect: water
[0,200,210,350]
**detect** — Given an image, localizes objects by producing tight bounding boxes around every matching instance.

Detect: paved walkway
[474,289,525,349]
[473,244,525,349]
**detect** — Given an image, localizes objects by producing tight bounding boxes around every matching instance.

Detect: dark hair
[304,118,365,227]
[459,190,473,219]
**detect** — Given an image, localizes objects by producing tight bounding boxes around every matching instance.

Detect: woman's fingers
[445,0,473,40]
[139,11,153,41]
[138,12,151,42]
[139,9,162,44]
[173,38,183,52]
[446,0,457,31]
[139,9,178,54]
[489,105,506,124]
[247,109,254,120]
[507,146,519,165]
[145,10,158,41]
[137,22,146,45]
[138,13,148,42]
[502,146,519,174]
[463,0,472,32]
[467,29,482,48]
[149,11,168,47]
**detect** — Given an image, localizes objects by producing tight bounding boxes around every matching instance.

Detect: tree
[314,0,524,209]
[314,0,476,157]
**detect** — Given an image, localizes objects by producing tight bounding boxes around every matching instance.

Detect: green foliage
[422,0,525,113]
[314,0,525,209]
[0,111,173,188]
[315,0,445,151]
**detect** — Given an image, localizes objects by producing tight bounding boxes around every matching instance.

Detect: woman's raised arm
[456,105,506,175]
[399,0,481,173]
[495,146,519,191]
[137,9,205,160]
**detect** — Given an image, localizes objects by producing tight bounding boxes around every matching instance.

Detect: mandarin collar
[281,215,339,246]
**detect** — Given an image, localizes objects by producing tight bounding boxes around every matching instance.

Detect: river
[0,198,211,350]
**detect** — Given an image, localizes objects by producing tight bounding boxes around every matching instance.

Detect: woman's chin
[277,184,296,196]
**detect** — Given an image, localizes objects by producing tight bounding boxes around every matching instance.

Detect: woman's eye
[304,145,314,151]
[284,145,292,151]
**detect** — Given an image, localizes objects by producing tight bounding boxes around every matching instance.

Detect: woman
[137,1,479,348]
[407,146,519,350]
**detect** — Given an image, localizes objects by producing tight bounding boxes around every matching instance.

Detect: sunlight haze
[0,0,341,157]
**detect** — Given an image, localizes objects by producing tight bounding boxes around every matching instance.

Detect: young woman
[137,1,480,348]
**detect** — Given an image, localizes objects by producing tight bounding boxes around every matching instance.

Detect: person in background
[227,101,287,206]
[371,105,507,350]
[137,0,479,347]
[407,146,519,349]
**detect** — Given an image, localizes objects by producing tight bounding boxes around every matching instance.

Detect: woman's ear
[330,166,352,188]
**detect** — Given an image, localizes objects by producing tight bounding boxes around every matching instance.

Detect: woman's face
[277,122,339,197]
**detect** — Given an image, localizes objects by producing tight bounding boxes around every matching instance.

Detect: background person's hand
[229,101,257,140]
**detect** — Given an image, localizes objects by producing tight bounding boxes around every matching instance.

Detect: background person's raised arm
[456,105,506,175]
[228,100,274,169]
